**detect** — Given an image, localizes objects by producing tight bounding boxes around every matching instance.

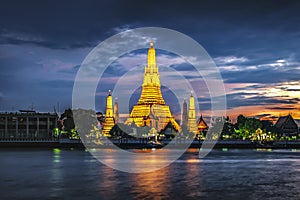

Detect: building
[187,92,197,134]
[197,114,208,135]
[275,114,299,137]
[0,110,58,139]
[125,42,180,131]
[114,97,119,124]
[181,98,188,127]
[102,90,115,136]
[160,121,177,139]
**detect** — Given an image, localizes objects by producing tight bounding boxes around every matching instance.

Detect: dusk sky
[1,0,300,121]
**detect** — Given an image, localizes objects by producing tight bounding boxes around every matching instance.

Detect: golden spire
[106,90,113,117]
[147,40,156,67]
[189,91,195,110]
[138,41,164,104]
[103,90,115,136]
[187,91,197,134]
[125,42,180,131]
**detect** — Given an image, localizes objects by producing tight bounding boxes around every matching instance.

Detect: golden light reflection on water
[131,167,170,199]
[185,159,201,163]
[186,148,200,153]
[99,165,117,197]
[184,156,204,198]
[92,148,182,173]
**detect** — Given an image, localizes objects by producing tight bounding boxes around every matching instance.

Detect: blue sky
[0,0,299,121]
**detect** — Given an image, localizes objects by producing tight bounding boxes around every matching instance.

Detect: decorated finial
[150,40,154,47]
[108,90,111,95]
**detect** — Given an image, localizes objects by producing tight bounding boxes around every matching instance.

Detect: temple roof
[275,114,298,129]
[160,121,177,134]
[197,115,208,129]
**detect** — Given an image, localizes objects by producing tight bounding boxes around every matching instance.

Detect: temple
[114,98,119,124]
[275,114,299,137]
[181,98,188,127]
[102,90,115,136]
[187,92,197,134]
[197,114,208,134]
[125,42,180,131]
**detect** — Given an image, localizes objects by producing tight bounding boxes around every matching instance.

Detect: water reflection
[98,165,117,198]
[1,149,300,199]
[184,158,204,198]
[50,148,63,198]
[131,167,170,199]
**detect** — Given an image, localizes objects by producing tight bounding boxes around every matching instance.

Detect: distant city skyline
[0,0,299,121]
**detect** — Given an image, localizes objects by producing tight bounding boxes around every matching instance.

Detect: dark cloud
[198,93,295,112]
[222,68,300,84]
[253,113,272,118]
[269,107,296,110]
[0,0,300,113]
[285,89,300,92]
[215,93,300,110]
[1,0,300,52]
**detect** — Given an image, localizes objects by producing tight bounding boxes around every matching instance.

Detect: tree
[221,116,235,139]
[72,109,99,142]
[206,117,224,140]
[234,115,262,140]
[244,118,261,134]
[237,115,247,129]
[59,108,76,138]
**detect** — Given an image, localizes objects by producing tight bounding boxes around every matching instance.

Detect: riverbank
[1,139,300,149]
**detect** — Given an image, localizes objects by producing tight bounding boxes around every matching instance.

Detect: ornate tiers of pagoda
[125,42,180,131]
[102,90,115,136]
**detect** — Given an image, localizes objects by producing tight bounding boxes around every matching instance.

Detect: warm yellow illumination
[125,42,180,131]
[103,90,115,136]
[187,92,197,134]
[197,115,208,132]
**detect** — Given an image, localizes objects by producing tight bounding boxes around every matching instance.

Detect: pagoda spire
[138,42,165,105]
[147,41,156,67]
[113,97,119,123]
[103,90,115,136]
[187,91,197,134]
[181,98,188,127]
[105,90,113,117]
[125,42,180,131]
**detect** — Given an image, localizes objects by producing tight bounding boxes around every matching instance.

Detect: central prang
[125,42,180,131]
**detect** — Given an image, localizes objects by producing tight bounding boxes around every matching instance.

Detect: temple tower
[113,97,119,123]
[125,42,180,131]
[102,90,115,136]
[181,98,188,127]
[137,41,165,105]
[187,92,197,134]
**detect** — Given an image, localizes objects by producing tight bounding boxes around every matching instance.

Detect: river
[0,148,300,200]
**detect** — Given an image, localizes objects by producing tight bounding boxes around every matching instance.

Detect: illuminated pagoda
[102,90,115,136]
[125,42,180,131]
[187,92,197,134]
